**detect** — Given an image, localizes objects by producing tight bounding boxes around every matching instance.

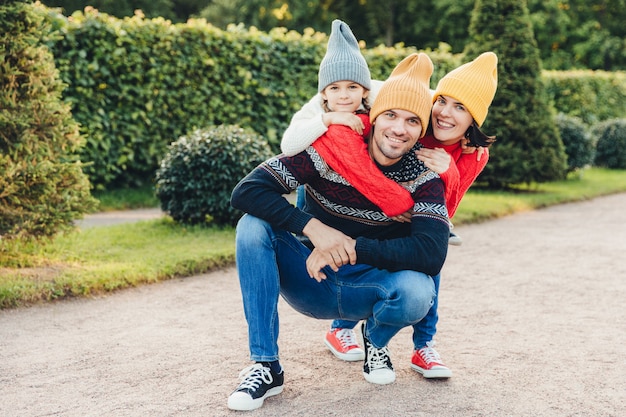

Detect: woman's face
[431,95,474,145]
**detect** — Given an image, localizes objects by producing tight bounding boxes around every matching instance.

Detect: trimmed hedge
[35,5,626,189]
[544,70,626,125]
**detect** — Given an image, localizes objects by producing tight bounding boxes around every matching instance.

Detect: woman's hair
[465,122,496,148]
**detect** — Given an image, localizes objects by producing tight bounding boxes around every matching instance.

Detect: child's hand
[460,138,487,161]
[416,147,451,174]
[323,112,365,134]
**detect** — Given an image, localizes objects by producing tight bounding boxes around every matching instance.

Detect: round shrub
[554,113,594,173]
[155,125,274,226]
[593,118,626,169]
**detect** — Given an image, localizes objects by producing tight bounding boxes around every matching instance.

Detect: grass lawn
[1,168,625,309]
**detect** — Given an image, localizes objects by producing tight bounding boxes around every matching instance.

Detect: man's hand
[302,218,357,281]
[416,147,451,174]
[322,112,365,135]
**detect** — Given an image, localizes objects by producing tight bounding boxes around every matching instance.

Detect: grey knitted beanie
[317,20,371,92]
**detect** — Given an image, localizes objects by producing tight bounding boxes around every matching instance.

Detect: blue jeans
[295,186,440,350]
[331,273,440,349]
[235,214,436,362]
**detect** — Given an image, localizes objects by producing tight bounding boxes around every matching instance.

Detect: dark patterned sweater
[231,145,449,276]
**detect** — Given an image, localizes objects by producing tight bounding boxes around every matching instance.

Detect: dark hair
[465,122,496,148]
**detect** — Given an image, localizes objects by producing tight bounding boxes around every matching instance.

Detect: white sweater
[280,80,384,156]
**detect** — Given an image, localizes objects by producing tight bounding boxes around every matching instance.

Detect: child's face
[321,81,369,113]
[431,95,474,145]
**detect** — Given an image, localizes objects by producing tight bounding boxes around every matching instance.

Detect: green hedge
[45,8,326,188]
[38,5,626,190]
[543,70,626,125]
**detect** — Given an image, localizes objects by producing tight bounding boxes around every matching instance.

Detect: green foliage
[41,5,463,190]
[155,125,274,226]
[0,1,96,241]
[0,218,236,308]
[465,0,568,188]
[43,0,626,71]
[31,3,624,192]
[43,0,179,21]
[44,8,325,188]
[543,70,626,125]
[593,119,626,169]
[92,185,158,211]
[554,113,594,173]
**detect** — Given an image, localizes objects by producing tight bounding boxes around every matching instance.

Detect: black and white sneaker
[227,363,284,411]
[448,231,463,246]
[361,322,396,385]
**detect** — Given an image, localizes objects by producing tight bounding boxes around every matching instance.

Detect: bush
[0,1,96,241]
[593,119,626,169]
[155,125,274,226]
[554,113,594,173]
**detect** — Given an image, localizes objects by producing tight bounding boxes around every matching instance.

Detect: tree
[0,0,96,240]
[464,0,568,188]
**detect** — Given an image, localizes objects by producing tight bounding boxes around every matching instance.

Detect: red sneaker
[324,328,365,361]
[411,341,452,378]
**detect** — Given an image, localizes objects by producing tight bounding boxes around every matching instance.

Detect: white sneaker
[227,363,284,411]
[361,322,395,384]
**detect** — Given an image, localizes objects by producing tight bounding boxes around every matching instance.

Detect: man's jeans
[331,272,440,349]
[235,214,436,362]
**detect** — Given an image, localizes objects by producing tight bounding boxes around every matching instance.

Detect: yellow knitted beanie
[433,52,498,127]
[370,53,434,137]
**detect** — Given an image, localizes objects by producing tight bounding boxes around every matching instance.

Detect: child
[288,19,416,220]
[282,51,499,378]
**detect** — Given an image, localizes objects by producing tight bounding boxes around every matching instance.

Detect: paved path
[75,208,164,228]
[2,194,626,416]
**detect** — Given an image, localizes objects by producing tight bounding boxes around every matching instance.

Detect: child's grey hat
[318,20,371,92]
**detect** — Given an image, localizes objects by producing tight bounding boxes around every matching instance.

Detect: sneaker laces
[335,328,359,349]
[236,364,273,390]
[418,341,443,364]
[366,344,392,371]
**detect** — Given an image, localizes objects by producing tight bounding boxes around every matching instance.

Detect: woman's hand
[416,147,451,174]
[460,138,487,161]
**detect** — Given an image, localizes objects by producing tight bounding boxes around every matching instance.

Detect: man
[228,53,449,411]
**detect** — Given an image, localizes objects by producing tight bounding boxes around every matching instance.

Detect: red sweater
[420,135,489,218]
[312,115,489,219]
[312,114,414,217]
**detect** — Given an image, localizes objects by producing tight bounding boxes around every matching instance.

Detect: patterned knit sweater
[231,146,450,276]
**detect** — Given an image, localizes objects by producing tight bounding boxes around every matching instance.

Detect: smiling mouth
[385,134,405,144]
[436,119,454,129]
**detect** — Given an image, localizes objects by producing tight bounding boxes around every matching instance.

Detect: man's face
[370,109,423,166]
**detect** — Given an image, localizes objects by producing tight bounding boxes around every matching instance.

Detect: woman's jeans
[235,214,436,362]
